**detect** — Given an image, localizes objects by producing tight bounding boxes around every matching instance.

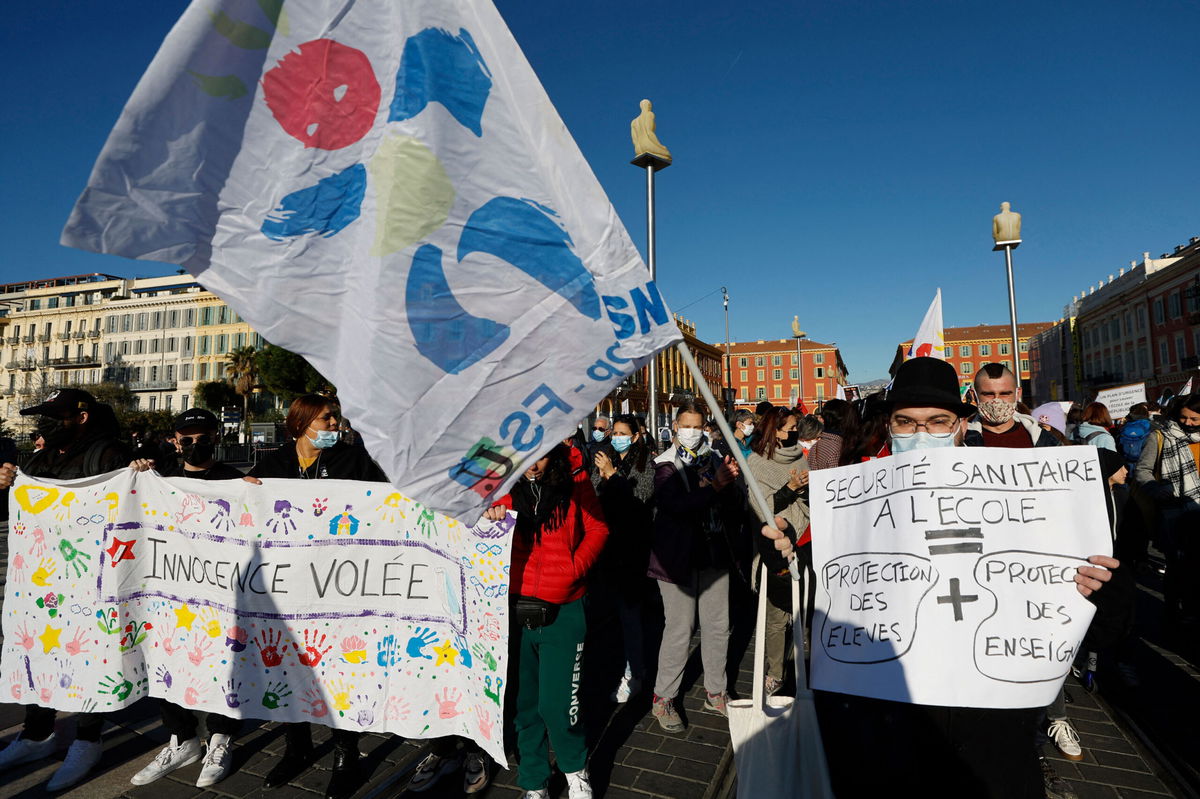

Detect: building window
[756,387,766,399]
[755,356,765,367]
[814,367,825,378]
[181,363,193,381]
[814,353,824,364]
[960,345,971,357]
[166,365,175,381]
[773,385,782,399]
[980,344,991,357]
[999,342,1010,355]
[961,362,973,374]
[739,370,747,381]
[218,305,230,324]
[790,368,798,379]
[738,357,747,367]
[199,362,209,380]
[816,384,825,400]
[217,334,228,353]
[790,354,797,365]
[944,346,953,357]
[1159,340,1169,367]
[1153,299,1164,324]
[773,369,782,380]
[1176,334,1187,361]
[165,395,173,411]
[772,355,782,366]
[28,299,40,310]
[150,338,160,354]
[757,369,765,380]
[1169,292,1181,318]
[181,395,190,410]
[149,396,157,411]
[185,309,196,326]
[1020,358,1030,373]
[199,336,210,355]
[134,340,145,355]
[1137,307,1146,330]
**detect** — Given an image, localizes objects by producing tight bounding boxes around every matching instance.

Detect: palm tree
[227,346,259,438]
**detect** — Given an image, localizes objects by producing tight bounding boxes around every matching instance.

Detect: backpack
[1118,419,1152,469]
[1071,427,1105,445]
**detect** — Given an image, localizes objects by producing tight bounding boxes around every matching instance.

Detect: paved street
[1,527,1197,799]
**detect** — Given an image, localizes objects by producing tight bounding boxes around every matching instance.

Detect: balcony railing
[21,336,35,344]
[47,356,100,368]
[87,330,101,338]
[4,336,18,345]
[5,359,39,370]
[36,334,51,343]
[71,331,86,339]
[56,332,72,340]
[128,379,178,391]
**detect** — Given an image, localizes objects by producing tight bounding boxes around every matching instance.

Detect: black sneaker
[1040,757,1078,799]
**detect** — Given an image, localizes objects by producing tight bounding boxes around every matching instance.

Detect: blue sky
[2,1,1197,381]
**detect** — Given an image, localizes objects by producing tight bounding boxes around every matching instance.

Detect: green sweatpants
[512,597,588,790]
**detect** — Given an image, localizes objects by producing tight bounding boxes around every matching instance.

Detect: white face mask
[739,422,754,436]
[676,428,704,450]
[890,431,956,452]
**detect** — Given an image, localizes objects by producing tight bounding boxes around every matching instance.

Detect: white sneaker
[0,733,56,770]
[522,791,550,799]
[196,734,233,788]
[610,674,641,703]
[130,735,202,786]
[47,739,103,791]
[566,767,594,799]
[1047,718,1084,761]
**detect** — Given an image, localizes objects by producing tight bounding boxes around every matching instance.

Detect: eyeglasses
[890,416,959,434]
[178,434,213,445]
[591,426,606,431]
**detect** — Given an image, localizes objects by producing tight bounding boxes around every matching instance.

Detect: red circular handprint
[262,39,380,150]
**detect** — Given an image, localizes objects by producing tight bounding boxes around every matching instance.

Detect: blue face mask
[591,429,606,442]
[309,429,340,449]
[611,435,632,453]
[890,431,956,453]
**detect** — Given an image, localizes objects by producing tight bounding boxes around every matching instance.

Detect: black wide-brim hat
[887,357,976,418]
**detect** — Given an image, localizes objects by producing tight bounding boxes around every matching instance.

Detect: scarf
[1157,423,1200,503]
[747,443,810,536]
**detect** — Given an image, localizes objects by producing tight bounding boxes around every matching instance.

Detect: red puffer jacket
[494,467,609,604]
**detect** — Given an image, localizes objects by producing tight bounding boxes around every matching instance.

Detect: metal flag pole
[992,202,1023,383]
[722,286,731,413]
[1003,244,1021,373]
[646,163,660,445]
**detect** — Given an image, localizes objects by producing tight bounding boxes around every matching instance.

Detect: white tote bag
[727,565,834,798]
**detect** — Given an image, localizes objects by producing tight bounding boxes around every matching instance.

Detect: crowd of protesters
[0,360,1196,798]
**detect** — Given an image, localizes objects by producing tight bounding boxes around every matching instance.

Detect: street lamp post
[992,202,1023,382]
[722,286,731,412]
[792,315,806,409]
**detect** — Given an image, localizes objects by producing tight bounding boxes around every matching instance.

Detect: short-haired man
[761,358,1117,798]
[129,408,244,788]
[968,362,1058,448]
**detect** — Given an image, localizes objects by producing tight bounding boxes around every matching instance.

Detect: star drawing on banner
[433,639,457,666]
[105,537,136,566]
[39,625,62,654]
[174,603,197,630]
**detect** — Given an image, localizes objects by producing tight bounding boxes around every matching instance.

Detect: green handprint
[262,681,293,710]
[98,671,133,702]
[483,675,503,707]
[471,643,498,671]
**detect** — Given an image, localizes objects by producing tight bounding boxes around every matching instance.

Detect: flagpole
[646,163,660,445]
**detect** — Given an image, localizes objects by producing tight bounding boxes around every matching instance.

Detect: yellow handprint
[329,679,355,714]
[54,492,77,522]
[374,493,405,525]
[104,492,120,524]
[31,558,57,587]
[198,608,223,639]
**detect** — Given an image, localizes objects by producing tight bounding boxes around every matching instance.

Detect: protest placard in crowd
[1093,382,1147,420]
[809,446,1111,708]
[2,469,513,762]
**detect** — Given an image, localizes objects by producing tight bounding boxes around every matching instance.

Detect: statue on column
[630,99,672,163]
[992,201,1022,243]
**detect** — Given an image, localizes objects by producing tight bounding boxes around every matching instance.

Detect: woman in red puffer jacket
[483,443,608,798]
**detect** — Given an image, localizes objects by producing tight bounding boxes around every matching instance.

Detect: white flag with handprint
[61,0,681,523]
[1,469,513,762]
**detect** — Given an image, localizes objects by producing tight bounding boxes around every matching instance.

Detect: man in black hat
[127,407,242,789]
[761,357,1118,799]
[0,389,129,790]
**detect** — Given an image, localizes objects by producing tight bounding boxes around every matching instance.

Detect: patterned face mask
[977,398,1017,425]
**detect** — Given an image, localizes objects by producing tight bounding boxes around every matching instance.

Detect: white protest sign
[810,446,1111,708]
[2,470,513,762]
[1093,382,1146,420]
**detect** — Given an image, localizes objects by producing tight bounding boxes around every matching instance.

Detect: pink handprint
[14,622,35,652]
[11,553,26,577]
[435,687,463,719]
[9,672,24,700]
[385,696,411,721]
[36,674,54,704]
[183,678,205,706]
[186,634,214,666]
[477,613,501,642]
[293,629,331,667]
[256,628,284,667]
[301,685,329,718]
[476,705,494,740]
[65,627,91,657]
[30,528,47,557]
[157,625,182,656]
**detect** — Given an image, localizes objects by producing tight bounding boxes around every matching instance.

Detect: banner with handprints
[1,469,513,763]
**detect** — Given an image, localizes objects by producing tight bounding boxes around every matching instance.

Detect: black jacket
[249,441,387,482]
[23,431,129,481]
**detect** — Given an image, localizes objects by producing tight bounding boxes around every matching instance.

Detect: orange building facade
[892,322,1053,389]
[720,338,849,409]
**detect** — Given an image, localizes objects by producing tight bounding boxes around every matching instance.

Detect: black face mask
[778,430,800,448]
[180,441,216,467]
[35,416,75,450]
[1180,423,1200,436]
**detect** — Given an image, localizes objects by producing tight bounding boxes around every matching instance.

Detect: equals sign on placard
[924,527,983,556]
